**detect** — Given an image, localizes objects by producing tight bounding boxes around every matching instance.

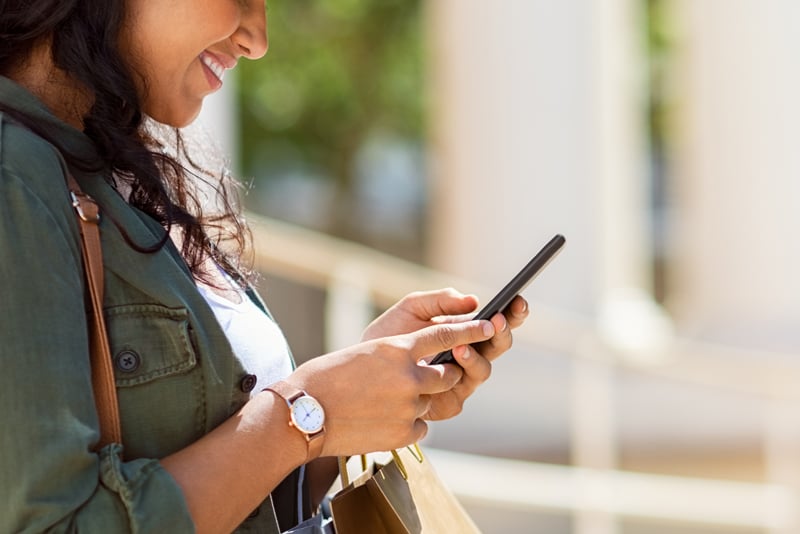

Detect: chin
[166,112,200,129]
[147,105,201,129]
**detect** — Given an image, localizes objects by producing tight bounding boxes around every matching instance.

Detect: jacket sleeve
[0,163,195,532]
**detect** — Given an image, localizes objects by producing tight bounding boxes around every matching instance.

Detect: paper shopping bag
[330,445,481,534]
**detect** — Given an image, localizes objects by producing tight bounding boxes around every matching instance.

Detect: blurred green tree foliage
[237,0,425,239]
[645,0,675,303]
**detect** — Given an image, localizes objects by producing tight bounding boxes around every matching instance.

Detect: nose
[233,0,269,60]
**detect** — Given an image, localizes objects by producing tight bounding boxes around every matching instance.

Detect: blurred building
[668,0,800,353]
[423,1,800,533]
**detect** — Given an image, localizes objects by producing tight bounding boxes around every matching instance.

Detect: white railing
[423,448,797,530]
[248,213,800,533]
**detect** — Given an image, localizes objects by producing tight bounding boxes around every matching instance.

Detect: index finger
[405,320,495,362]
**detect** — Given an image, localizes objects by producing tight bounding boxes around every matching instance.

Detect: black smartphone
[429,233,566,365]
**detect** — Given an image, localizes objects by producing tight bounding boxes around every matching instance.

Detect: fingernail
[482,321,495,337]
[455,345,470,360]
[500,317,509,332]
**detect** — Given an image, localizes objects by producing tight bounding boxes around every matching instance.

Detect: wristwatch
[265,381,326,461]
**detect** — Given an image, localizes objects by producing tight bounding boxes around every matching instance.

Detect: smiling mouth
[200,52,226,83]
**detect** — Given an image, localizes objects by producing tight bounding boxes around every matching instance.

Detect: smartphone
[428,233,566,365]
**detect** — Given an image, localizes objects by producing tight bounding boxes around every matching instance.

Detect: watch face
[290,395,325,434]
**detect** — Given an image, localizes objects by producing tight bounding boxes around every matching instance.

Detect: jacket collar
[0,75,100,167]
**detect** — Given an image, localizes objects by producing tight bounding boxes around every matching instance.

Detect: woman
[0,0,529,532]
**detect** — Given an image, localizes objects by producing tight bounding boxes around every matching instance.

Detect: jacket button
[240,374,258,393]
[115,350,140,373]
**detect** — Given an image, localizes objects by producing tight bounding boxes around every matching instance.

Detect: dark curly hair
[0,0,253,286]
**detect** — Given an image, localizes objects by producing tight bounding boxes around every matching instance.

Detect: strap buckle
[70,190,101,223]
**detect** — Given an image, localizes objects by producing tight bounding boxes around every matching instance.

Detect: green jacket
[0,76,286,533]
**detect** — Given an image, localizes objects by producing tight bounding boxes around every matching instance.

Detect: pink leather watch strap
[265,381,326,462]
[267,380,304,404]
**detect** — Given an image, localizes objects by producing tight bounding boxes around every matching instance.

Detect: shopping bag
[330,445,481,534]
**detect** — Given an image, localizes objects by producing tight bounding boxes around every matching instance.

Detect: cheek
[124,39,198,122]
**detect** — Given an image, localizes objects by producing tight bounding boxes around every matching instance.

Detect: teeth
[201,54,225,82]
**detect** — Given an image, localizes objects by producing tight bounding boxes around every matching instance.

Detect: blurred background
[197,0,800,532]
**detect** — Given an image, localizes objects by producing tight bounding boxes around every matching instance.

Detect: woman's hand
[361,288,482,341]
[296,289,530,452]
[423,293,529,421]
[288,316,497,458]
[361,288,530,422]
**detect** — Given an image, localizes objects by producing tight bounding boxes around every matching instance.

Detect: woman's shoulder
[0,111,70,201]
[0,111,64,172]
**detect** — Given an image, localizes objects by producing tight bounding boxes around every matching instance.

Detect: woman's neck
[10,40,91,129]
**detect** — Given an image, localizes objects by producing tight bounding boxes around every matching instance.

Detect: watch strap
[265,381,325,462]
[267,380,305,405]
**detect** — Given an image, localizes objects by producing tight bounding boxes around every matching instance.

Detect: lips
[199,51,235,89]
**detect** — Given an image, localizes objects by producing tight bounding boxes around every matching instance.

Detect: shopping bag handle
[338,444,425,486]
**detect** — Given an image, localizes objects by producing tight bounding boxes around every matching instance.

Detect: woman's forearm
[160,391,308,534]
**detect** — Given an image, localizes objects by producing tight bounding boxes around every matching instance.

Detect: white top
[196,281,294,397]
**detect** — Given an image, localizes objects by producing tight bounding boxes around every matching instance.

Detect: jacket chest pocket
[105,304,205,458]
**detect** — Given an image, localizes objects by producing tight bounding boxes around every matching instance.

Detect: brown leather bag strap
[67,172,123,450]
